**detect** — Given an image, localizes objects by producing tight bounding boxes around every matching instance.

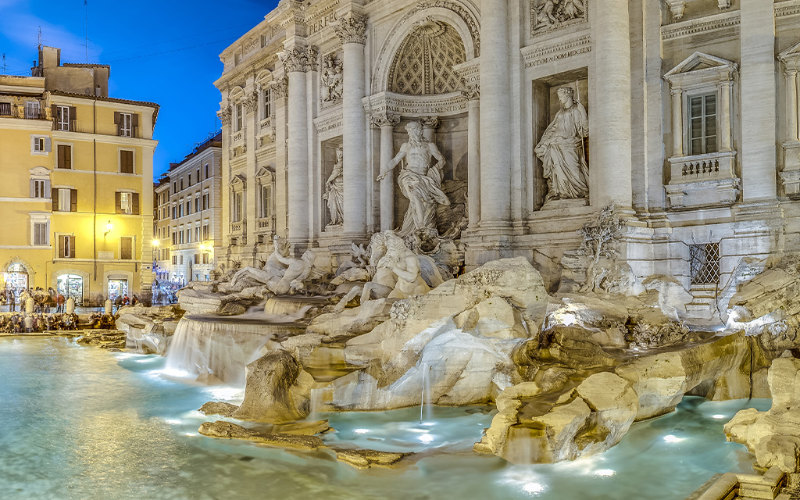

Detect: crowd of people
[0,286,119,333]
[0,312,80,333]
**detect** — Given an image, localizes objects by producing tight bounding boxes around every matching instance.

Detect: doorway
[108,279,128,301]
[56,274,84,304]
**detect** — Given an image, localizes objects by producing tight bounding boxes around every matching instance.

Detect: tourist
[114,294,123,313]
[56,293,65,313]
[122,294,130,306]
[131,295,139,306]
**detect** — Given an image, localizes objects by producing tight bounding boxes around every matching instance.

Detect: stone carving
[388,20,466,96]
[335,12,368,45]
[532,0,587,34]
[577,205,625,294]
[320,53,343,104]
[369,112,400,129]
[535,86,589,203]
[461,84,480,100]
[218,106,232,127]
[334,230,430,311]
[322,146,344,226]
[243,90,258,113]
[271,79,288,99]
[279,46,316,73]
[377,121,450,238]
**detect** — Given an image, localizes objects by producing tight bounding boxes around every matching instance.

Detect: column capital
[335,12,368,45]
[279,45,318,73]
[461,84,480,100]
[271,78,288,99]
[243,90,259,113]
[420,115,440,129]
[218,105,232,126]
[370,112,400,128]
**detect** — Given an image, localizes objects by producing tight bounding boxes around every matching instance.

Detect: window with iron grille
[690,243,720,285]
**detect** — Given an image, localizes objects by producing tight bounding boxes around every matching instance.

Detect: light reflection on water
[0,337,770,500]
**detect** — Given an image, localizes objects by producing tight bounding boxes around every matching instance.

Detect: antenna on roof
[2,54,6,74]
[37,26,42,48]
[84,0,89,63]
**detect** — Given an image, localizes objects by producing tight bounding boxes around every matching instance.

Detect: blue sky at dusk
[0,0,279,179]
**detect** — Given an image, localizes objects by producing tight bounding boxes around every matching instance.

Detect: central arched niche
[387,20,466,95]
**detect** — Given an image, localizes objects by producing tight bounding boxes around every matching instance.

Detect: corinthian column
[280,46,312,245]
[371,113,400,231]
[479,0,511,226]
[463,86,480,227]
[590,0,632,209]
[336,12,368,238]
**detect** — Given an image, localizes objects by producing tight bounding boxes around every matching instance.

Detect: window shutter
[132,113,139,138]
[114,111,121,136]
[68,106,76,131]
[51,189,58,211]
[58,235,65,258]
[51,105,58,126]
[30,135,35,153]
[30,180,35,198]
[57,145,64,169]
[70,189,77,212]
[65,145,71,169]
[132,193,140,215]
[69,236,75,258]
[44,180,50,196]
[45,137,51,153]
[115,192,122,213]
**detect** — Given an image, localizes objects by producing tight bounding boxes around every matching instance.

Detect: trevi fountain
[6,0,800,499]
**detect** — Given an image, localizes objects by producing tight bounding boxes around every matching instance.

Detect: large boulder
[117,304,181,355]
[475,371,637,463]
[725,357,800,473]
[232,350,315,423]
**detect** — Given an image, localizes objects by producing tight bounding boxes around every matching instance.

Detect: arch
[388,20,466,95]
[371,2,479,95]
[2,257,35,290]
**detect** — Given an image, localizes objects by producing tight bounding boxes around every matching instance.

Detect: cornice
[661,10,739,41]
[521,32,591,69]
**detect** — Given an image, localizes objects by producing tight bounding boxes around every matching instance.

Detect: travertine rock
[117,305,181,355]
[198,421,324,450]
[725,357,800,473]
[333,448,410,469]
[198,401,239,417]
[232,350,315,423]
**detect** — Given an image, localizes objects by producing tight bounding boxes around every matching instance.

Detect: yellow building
[0,46,158,305]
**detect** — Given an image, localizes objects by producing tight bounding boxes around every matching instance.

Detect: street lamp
[104,220,113,237]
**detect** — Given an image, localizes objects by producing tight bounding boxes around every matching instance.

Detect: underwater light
[663,434,684,443]
[419,433,434,444]
[354,428,370,434]
[522,482,546,494]
[595,469,616,477]
[164,419,182,425]
[712,414,727,420]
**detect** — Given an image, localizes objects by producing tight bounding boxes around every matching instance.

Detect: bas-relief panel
[530,0,587,38]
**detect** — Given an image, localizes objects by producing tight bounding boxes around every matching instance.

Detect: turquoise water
[0,337,770,500]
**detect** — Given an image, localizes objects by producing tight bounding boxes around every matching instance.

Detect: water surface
[0,337,769,499]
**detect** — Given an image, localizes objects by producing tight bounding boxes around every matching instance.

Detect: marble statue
[320,54,343,104]
[534,0,586,30]
[266,249,317,295]
[534,86,589,203]
[334,230,430,311]
[377,121,450,238]
[225,235,289,291]
[322,147,344,226]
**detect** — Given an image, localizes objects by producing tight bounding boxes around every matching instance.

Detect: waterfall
[163,316,288,386]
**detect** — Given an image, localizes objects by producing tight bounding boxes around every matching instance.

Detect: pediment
[665,52,737,78]
[255,166,274,179]
[231,174,247,186]
[29,166,50,177]
[779,41,800,66]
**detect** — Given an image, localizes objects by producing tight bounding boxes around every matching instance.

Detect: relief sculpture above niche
[531,0,587,36]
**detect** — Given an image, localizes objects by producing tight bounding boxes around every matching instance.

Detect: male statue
[534,86,589,203]
[377,121,450,237]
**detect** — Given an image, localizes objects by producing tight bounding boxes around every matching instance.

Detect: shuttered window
[120,236,133,260]
[55,106,75,131]
[57,145,72,169]
[0,102,11,115]
[25,101,40,119]
[33,222,48,246]
[30,179,49,198]
[688,93,717,156]
[120,150,134,173]
[115,192,140,215]
[58,235,75,258]
[54,188,76,212]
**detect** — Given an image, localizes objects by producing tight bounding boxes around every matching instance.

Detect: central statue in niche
[378,121,450,237]
[535,86,589,203]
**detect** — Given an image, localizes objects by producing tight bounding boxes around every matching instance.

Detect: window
[31,179,48,198]
[690,243,721,285]
[185,201,190,215]
[173,181,177,193]
[688,93,717,156]
[179,230,184,244]
[205,164,209,179]
[232,191,242,222]
[179,255,184,265]
[188,173,192,186]
[202,193,209,210]
[180,178,184,190]
[194,253,200,265]
[202,253,209,264]
[117,112,133,137]
[57,144,72,169]
[235,102,243,131]
[260,184,272,218]
[115,192,140,215]
[172,255,177,265]
[172,205,177,219]
[120,236,133,260]
[194,226,200,241]
[172,231,177,245]
[55,106,73,131]
[33,222,49,246]
[58,235,75,258]
[0,102,11,116]
[196,168,200,182]
[262,88,272,120]
[195,197,200,212]
[120,150,134,173]
[202,224,209,240]
[54,188,76,212]
[25,101,40,119]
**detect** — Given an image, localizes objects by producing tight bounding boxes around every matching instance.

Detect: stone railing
[230,220,245,234]
[259,117,271,132]
[669,151,736,182]
[256,217,273,231]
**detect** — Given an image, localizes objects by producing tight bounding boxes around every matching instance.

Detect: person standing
[56,293,65,313]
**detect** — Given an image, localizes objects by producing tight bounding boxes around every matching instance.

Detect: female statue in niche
[534,86,589,203]
[377,121,450,237]
[323,146,344,226]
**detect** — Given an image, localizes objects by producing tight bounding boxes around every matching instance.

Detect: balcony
[230,220,245,234]
[666,151,739,209]
[256,217,273,232]
[232,130,244,145]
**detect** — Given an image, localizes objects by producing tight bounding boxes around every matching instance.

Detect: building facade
[0,46,158,305]
[215,0,800,319]
[154,177,171,283]
[156,133,223,285]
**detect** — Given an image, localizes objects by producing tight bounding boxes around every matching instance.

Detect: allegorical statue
[322,146,344,226]
[534,86,589,203]
[320,54,343,104]
[377,121,450,237]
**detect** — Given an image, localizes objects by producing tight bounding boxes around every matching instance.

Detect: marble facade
[214,0,800,318]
